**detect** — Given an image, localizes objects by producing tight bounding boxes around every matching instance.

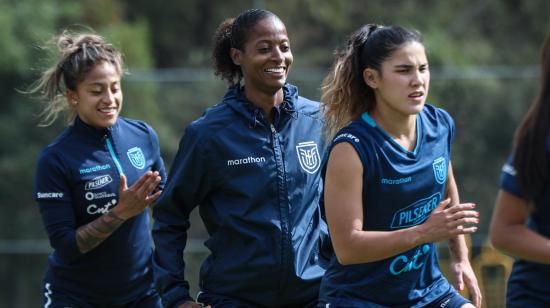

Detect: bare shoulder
[327,142,363,173]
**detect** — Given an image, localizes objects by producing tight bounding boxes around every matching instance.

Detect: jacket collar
[225,83,298,128]
[71,116,120,141]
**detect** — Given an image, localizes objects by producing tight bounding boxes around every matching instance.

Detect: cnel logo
[84,175,113,190]
[87,199,117,215]
[390,193,441,229]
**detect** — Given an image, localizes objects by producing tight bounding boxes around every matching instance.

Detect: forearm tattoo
[76,211,125,253]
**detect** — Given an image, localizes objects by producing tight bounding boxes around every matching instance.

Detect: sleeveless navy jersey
[34,116,166,305]
[500,151,550,306]
[319,104,457,307]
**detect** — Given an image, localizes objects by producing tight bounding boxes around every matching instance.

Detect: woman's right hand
[418,198,479,243]
[112,171,162,220]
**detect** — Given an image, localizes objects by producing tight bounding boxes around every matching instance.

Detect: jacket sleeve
[148,124,167,190]
[152,125,211,307]
[34,151,82,261]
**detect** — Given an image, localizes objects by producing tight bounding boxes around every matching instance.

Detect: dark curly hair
[212,9,278,86]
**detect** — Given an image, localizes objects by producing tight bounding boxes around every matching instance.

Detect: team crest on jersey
[127,147,146,169]
[432,156,447,184]
[296,141,321,174]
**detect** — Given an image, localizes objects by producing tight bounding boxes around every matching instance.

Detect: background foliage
[0,0,549,306]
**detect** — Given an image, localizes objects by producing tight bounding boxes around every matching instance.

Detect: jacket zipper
[270,124,292,294]
[105,135,125,176]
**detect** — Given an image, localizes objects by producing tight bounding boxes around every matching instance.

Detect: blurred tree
[124,0,252,67]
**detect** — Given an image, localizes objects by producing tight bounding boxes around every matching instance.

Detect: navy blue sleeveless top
[320,104,457,307]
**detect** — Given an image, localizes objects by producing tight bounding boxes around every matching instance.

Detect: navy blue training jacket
[34,116,166,305]
[152,84,328,307]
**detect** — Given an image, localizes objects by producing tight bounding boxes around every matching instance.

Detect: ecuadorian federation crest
[432,156,447,185]
[296,141,321,174]
[127,147,146,170]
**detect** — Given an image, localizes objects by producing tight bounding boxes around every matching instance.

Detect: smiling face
[230,16,293,97]
[365,41,430,118]
[67,61,122,129]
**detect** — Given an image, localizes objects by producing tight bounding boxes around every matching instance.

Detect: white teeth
[99,107,116,113]
[265,67,285,73]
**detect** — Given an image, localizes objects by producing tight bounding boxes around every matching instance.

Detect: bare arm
[324,143,479,265]
[445,162,473,263]
[76,171,162,253]
[444,162,482,307]
[490,190,550,264]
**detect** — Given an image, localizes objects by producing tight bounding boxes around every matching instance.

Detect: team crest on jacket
[432,156,447,184]
[296,141,320,174]
[127,147,146,169]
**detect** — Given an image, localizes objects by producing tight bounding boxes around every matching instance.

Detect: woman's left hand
[114,171,162,220]
[450,260,482,307]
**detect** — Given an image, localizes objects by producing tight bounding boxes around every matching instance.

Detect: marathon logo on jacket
[227,156,266,166]
[296,141,320,174]
[79,164,111,174]
[37,192,64,199]
[391,193,441,229]
[432,157,447,184]
[127,147,145,169]
[84,175,113,190]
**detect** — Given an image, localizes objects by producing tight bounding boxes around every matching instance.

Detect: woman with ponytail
[490,34,550,307]
[30,30,166,307]
[319,24,481,307]
[152,9,328,308]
